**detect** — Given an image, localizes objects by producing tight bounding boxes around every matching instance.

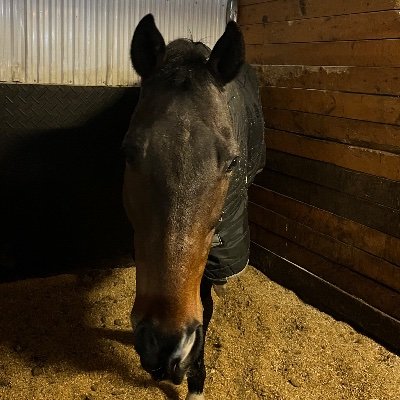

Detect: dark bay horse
[123,14,265,399]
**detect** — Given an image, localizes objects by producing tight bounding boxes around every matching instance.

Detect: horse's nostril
[133,321,199,384]
[150,366,165,382]
[171,358,180,373]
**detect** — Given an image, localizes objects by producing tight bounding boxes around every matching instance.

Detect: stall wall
[239,0,400,350]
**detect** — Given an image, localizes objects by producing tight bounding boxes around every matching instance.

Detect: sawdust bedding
[0,266,399,400]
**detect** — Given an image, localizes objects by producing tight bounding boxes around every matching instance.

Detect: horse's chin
[170,370,186,385]
[150,367,186,385]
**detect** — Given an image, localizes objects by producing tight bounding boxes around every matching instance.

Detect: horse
[122,14,265,399]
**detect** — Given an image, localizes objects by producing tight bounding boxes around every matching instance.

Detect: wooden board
[242,10,400,44]
[249,201,400,292]
[263,150,400,210]
[264,109,400,154]
[261,87,400,125]
[245,40,400,66]
[249,184,400,266]
[254,65,400,96]
[239,0,400,24]
[250,242,400,353]
[250,223,400,320]
[264,129,400,181]
[255,170,400,238]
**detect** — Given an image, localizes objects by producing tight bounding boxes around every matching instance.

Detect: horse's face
[123,15,244,383]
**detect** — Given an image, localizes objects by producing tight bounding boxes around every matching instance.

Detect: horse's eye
[226,156,239,173]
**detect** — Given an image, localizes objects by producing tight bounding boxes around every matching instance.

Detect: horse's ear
[207,21,245,85]
[131,14,166,79]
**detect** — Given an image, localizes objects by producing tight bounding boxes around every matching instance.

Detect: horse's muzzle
[133,319,203,384]
[149,360,185,385]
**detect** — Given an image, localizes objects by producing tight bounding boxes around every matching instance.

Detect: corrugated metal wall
[0,0,228,86]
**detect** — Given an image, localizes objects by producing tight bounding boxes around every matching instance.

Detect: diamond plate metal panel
[0,83,139,278]
[2,83,137,132]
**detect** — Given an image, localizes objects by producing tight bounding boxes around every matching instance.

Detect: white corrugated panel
[0,0,230,86]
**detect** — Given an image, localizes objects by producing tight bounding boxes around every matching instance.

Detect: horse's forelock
[149,39,214,90]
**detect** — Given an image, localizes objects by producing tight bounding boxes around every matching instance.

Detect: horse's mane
[156,39,213,89]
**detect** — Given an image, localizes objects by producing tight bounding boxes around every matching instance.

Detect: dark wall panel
[0,84,140,280]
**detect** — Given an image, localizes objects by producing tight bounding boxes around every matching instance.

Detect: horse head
[123,14,244,384]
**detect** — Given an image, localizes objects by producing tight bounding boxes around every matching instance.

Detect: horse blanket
[204,64,265,284]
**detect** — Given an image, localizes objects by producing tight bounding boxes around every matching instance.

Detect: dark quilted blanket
[204,64,265,283]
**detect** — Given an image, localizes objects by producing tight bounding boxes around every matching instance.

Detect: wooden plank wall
[238,0,400,351]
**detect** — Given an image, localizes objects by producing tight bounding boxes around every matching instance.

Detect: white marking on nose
[172,330,196,363]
